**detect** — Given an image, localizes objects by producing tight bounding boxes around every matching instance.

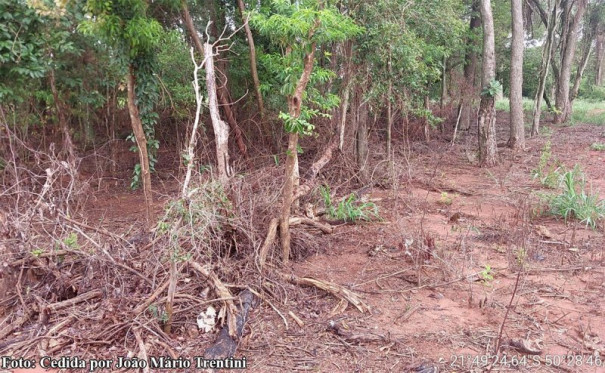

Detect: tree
[508,0,525,150]
[81,0,163,229]
[237,0,265,120]
[554,0,587,123]
[529,0,559,136]
[478,0,498,166]
[253,0,362,263]
[461,0,482,131]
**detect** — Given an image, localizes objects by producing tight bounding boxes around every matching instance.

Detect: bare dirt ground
[2,116,604,373]
[243,122,605,372]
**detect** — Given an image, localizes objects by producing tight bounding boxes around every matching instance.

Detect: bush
[542,166,605,228]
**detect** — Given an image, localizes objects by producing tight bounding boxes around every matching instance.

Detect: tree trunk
[280,38,317,264]
[49,69,76,166]
[531,0,559,136]
[554,0,587,124]
[182,0,247,158]
[596,31,605,86]
[126,66,153,229]
[570,42,593,104]
[461,0,481,131]
[237,0,264,120]
[386,50,393,159]
[356,93,369,181]
[204,43,231,187]
[508,0,525,150]
[478,0,497,167]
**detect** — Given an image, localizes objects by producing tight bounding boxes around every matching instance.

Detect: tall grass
[495,98,605,126]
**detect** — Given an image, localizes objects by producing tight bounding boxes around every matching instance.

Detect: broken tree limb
[46,289,103,312]
[279,272,369,313]
[258,218,279,270]
[289,217,334,234]
[204,290,256,359]
[188,261,238,338]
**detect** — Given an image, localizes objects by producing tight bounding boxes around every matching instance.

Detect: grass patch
[572,100,605,126]
[539,165,605,229]
[320,185,379,222]
[531,140,562,189]
[496,98,605,125]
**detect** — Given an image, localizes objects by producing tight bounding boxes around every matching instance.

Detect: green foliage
[481,80,502,98]
[252,0,362,134]
[479,264,494,286]
[591,143,605,151]
[542,165,605,228]
[0,0,46,99]
[531,141,562,189]
[320,185,379,222]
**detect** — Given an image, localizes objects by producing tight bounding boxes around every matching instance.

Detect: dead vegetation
[1,109,605,373]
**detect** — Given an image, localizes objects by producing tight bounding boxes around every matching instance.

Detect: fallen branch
[46,289,103,312]
[279,272,369,313]
[133,280,170,315]
[289,217,334,234]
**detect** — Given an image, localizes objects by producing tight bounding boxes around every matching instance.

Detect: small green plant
[515,247,528,267]
[31,248,45,257]
[531,140,562,188]
[590,142,605,151]
[543,165,605,228]
[63,232,79,249]
[479,264,494,286]
[439,192,454,206]
[320,185,379,222]
[148,304,169,323]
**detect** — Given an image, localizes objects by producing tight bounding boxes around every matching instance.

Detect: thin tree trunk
[126,66,153,229]
[423,96,430,142]
[204,43,231,187]
[508,0,525,150]
[554,0,587,124]
[237,0,264,120]
[461,0,481,131]
[356,96,369,181]
[440,55,447,111]
[532,0,559,136]
[386,50,393,159]
[49,69,76,166]
[478,0,497,167]
[570,42,593,103]
[182,0,247,157]
[182,48,205,198]
[280,34,318,264]
[596,31,605,86]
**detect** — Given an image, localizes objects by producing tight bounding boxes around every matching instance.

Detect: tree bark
[182,0,247,158]
[596,31,605,86]
[204,43,231,187]
[126,66,153,229]
[49,69,76,167]
[356,90,369,181]
[508,0,525,150]
[478,0,497,167]
[531,0,559,136]
[280,34,318,264]
[554,0,587,124]
[237,0,265,120]
[570,42,593,103]
[461,0,481,131]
